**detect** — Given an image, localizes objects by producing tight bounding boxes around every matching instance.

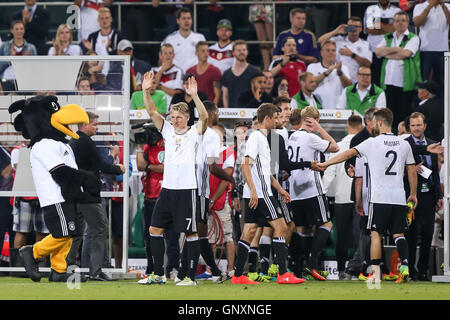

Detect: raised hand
[142,72,155,91]
[184,76,198,97]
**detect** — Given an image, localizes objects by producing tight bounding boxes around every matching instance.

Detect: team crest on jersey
[298,38,304,45]
[68,221,76,231]
[217,52,223,60]
[158,151,165,163]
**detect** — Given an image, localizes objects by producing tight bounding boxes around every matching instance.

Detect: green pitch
[0,277,449,300]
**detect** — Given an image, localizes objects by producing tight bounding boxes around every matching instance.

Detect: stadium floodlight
[0,55,131,277]
[432,53,450,282]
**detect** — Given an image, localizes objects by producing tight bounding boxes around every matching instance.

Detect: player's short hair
[409,111,426,123]
[257,103,278,124]
[98,7,111,15]
[298,71,313,83]
[290,109,302,126]
[170,102,190,118]
[301,105,320,121]
[232,39,247,51]
[273,96,291,107]
[282,36,296,47]
[347,114,363,128]
[363,107,377,124]
[348,16,362,24]
[177,7,192,19]
[290,8,306,18]
[373,108,394,127]
[203,101,217,114]
[195,41,209,51]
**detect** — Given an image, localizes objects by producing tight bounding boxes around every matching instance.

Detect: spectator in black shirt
[237,72,273,108]
[66,111,124,281]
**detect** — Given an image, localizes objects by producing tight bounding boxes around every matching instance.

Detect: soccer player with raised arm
[138,72,208,285]
[318,108,418,283]
[232,103,305,285]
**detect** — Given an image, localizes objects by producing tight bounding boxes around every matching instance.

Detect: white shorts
[208,203,234,244]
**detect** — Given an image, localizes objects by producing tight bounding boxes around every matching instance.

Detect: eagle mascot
[9,95,101,282]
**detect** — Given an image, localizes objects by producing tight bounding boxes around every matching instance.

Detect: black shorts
[290,195,331,227]
[271,186,292,224]
[196,195,210,224]
[243,196,284,225]
[367,203,408,235]
[42,202,78,238]
[151,188,198,234]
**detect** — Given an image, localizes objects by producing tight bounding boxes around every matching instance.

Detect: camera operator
[318,16,372,83]
[268,36,307,97]
[135,125,179,278]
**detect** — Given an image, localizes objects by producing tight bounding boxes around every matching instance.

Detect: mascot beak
[51,104,89,139]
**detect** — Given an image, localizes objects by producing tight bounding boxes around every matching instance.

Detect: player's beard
[372,124,380,137]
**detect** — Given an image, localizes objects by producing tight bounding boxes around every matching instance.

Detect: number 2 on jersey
[288,146,303,163]
[385,150,397,175]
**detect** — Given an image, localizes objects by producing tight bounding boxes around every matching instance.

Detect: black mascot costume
[9,95,101,282]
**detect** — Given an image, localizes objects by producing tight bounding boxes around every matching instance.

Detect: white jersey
[364,4,401,52]
[30,139,78,207]
[243,130,273,199]
[354,133,415,205]
[160,118,203,190]
[355,155,370,216]
[150,65,184,107]
[288,129,330,200]
[79,0,102,41]
[196,127,220,198]
[162,30,206,73]
[208,42,235,75]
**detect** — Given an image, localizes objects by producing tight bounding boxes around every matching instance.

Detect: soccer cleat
[268,264,279,278]
[196,271,212,280]
[358,273,369,281]
[137,273,167,285]
[319,270,329,278]
[395,265,409,283]
[382,272,399,281]
[248,272,270,283]
[174,276,189,284]
[211,272,228,283]
[259,273,274,282]
[277,272,306,284]
[304,267,327,281]
[19,245,41,282]
[175,278,197,286]
[231,275,259,284]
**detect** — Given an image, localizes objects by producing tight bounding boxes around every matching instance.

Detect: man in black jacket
[237,73,273,109]
[414,80,444,142]
[405,112,443,281]
[66,111,125,281]
[13,0,50,55]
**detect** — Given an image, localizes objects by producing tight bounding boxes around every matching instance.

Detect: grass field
[0,277,449,300]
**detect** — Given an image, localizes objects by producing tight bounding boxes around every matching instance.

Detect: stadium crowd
[0,0,448,284]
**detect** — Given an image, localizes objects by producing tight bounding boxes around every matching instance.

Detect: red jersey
[142,144,164,199]
[278,60,306,97]
[186,64,222,102]
[209,146,235,211]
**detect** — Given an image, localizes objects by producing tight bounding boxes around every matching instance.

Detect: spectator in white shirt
[161,7,206,73]
[413,0,450,97]
[319,16,372,83]
[306,40,352,109]
[48,24,82,56]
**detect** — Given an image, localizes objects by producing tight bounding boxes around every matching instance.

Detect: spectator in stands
[171,73,208,126]
[336,66,386,113]
[238,72,272,109]
[249,2,274,70]
[77,76,94,95]
[75,0,112,42]
[376,11,421,132]
[0,20,37,94]
[263,70,274,96]
[131,74,167,116]
[186,41,222,106]
[161,7,206,73]
[222,40,260,108]
[270,77,290,100]
[84,7,125,75]
[322,115,363,280]
[269,37,306,97]
[13,0,50,55]
[208,19,235,75]
[273,8,319,65]
[151,43,184,107]
[306,40,352,109]
[319,16,372,83]
[115,39,152,94]
[415,80,444,142]
[364,0,401,85]
[79,50,108,92]
[207,122,236,279]
[67,111,125,281]
[397,119,412,139]
[291,72,322,110]
[48,24,82,56]
[413,0,450,97]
